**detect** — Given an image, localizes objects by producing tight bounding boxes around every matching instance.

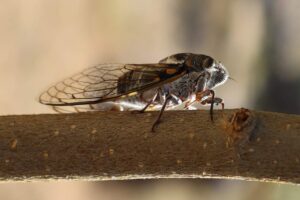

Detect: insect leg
[201,96,224,109]
[209,90,215,122]
[184,94,197,109]
[131,99,154,114]
[201,96,225,118]
[131,90,160,114]
[184,100,193,109]
[195,89,216,121]
[151,94,172,132]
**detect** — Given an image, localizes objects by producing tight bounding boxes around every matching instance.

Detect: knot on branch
[223,108,257,146]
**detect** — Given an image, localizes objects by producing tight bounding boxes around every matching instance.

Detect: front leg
[201,97,224,110]
[201,96,225,118]
[195,89,216,121]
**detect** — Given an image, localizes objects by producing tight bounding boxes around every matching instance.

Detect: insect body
[39,53,229,131]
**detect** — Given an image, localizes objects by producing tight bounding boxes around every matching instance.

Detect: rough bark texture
[0,109,299,184]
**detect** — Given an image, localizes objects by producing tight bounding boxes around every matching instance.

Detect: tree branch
[0,109,299,184]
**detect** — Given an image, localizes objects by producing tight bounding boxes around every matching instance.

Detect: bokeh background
[0,0,300,199]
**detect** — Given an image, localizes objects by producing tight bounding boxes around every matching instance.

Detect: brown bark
[0,109,299,184]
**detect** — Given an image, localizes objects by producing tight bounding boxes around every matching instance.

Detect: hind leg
[151,94,172,132]
[131,89,160,114]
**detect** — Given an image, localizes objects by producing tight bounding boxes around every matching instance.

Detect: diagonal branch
[0,109,299,184]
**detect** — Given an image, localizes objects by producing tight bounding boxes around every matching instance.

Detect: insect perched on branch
[39,53,229,132]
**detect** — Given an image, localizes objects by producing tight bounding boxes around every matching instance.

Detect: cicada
[39,53,229,131]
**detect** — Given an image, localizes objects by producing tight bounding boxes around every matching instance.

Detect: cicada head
[205,61,229,89]
[182,53,229,89]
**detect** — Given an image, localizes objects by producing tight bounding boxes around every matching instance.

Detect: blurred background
[0,0,300,199]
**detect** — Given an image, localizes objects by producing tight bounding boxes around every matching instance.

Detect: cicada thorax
[159,53,214,71]
[159,53,191,64]
[161,72,201,104]
[111,53,216,111]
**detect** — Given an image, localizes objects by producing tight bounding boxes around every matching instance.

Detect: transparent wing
[39,63,185,108]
